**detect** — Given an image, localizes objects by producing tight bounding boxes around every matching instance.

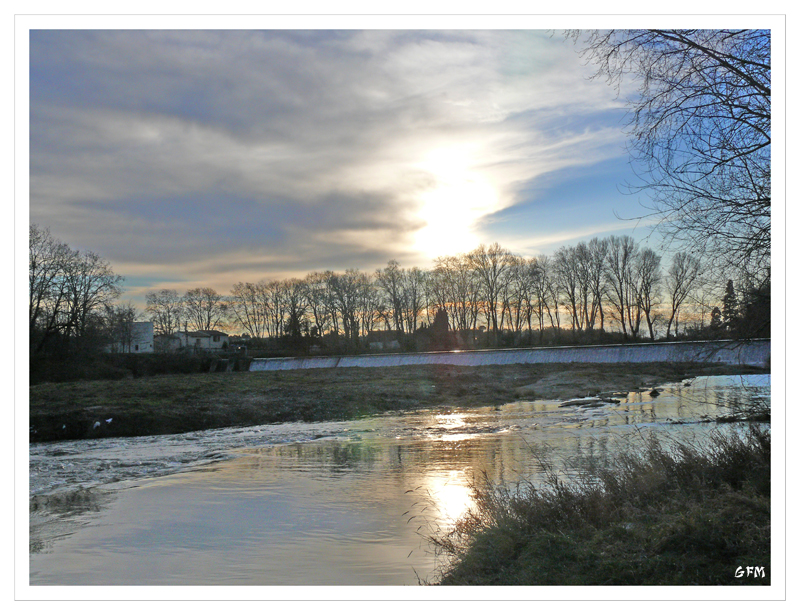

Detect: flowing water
[28,374,769,586]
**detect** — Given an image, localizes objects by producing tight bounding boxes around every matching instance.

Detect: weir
[249,339,770,372]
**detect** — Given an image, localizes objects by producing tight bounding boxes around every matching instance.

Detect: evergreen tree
[710,307,722,331]
[738,278,771,338]
[722,280,739,332]
[431,308,451,350]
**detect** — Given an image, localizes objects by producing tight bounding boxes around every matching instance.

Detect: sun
[413,147,500,258]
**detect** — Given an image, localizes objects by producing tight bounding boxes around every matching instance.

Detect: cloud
[29,29,633,300]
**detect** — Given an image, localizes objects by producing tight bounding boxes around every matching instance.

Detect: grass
[28,362,754,442]
[429,424,770,585]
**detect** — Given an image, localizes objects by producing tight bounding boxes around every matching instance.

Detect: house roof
[156,330,229,339]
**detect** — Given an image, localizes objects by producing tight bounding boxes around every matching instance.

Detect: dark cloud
[29,29,635,302]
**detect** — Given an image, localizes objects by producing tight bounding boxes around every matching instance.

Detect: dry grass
[429,425,771,585]
[28,362,756,442]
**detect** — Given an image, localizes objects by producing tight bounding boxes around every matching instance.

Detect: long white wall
[249,339,770,372]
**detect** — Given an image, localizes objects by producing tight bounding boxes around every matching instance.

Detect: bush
[29,354,131,385]
[29,351,252,384]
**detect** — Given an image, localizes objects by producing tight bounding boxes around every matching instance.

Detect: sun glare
[413,147,500,258]
[426,471,474,525]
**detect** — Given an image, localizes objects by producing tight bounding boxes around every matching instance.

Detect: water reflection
[29,374,769,585]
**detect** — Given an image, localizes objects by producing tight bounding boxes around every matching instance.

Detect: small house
[156,329,230,353]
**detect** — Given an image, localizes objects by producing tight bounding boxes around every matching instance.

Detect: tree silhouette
[569,29,770,276]
[722,279,739,332]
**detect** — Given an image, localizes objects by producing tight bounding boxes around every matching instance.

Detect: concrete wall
[249,339,770,372]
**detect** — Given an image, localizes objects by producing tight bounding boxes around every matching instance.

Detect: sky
[28,26,669,306]
[13,10,790,602]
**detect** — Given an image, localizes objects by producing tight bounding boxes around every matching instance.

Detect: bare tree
[146,289,184,336]
[664,251,702,338]
[374,261,425,335]
[282,278,309,338]
[229,282,267,339]
[29,225,123,354]
[429,254,481,334]
[586,237,609,332]
[554,246,582,333]
[468,243,513,336]
[62,251,123,342]
[375,260,406,333]
[400,267,426,334]
[355,273,382,337]
[528,256,553,339]
[105,302,144,352]
[604,235,639,339]
[632,248,662,340]
[320,272,342,337]
[304,271,334,337]
[537,255,561,332]
[326,269,364,343]
[503,255,534,334]
[29,225,73,350]
[687,275,720,331]
[262,280,287,337]
[569,29,770,276]
[183,287,228,331]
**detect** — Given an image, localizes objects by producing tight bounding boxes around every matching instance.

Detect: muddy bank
[29,362,767,442]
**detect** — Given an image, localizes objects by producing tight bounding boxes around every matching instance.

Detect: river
[28,374,769,586]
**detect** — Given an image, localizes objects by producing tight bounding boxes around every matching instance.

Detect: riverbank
[29,362,767,442]
[429,424,771,585]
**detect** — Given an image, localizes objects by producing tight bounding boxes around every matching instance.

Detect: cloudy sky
[28,26,658,305]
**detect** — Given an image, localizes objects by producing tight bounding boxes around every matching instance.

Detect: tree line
[29,219,769,363]
[144,238,768,353]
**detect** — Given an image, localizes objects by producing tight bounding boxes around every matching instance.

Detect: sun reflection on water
[433,413,466,429]
[421,470,474,527]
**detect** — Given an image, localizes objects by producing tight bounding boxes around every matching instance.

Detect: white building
[155,329,230,353]
[106,321,154,353]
